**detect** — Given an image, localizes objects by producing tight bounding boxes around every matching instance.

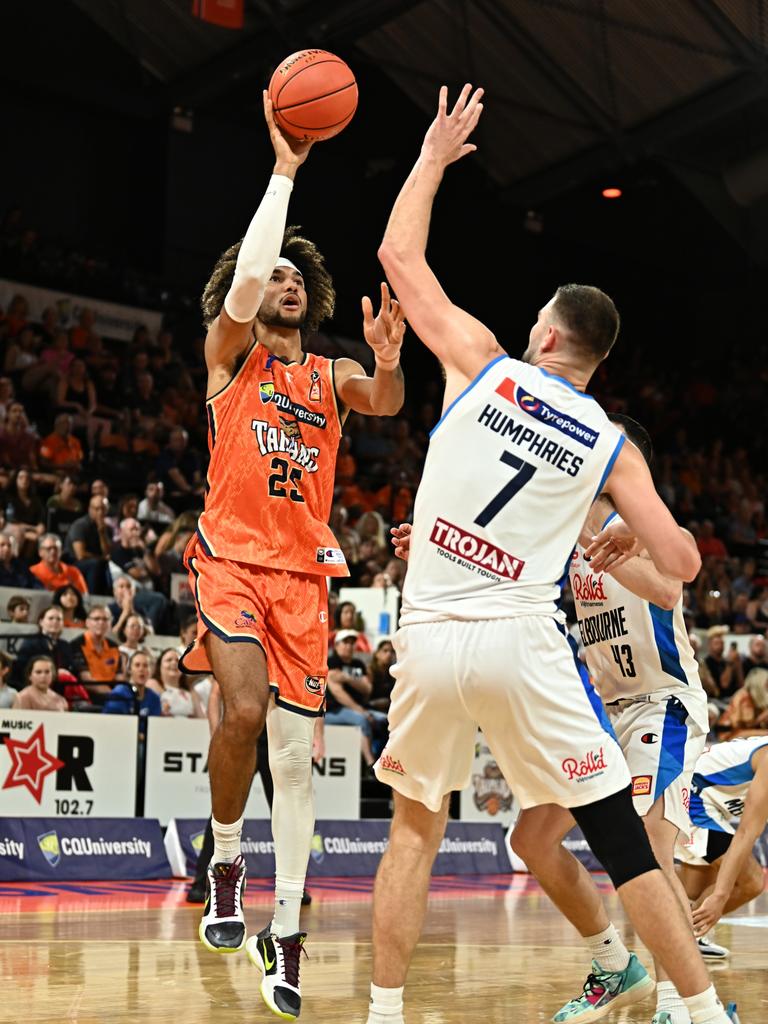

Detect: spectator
[747,587,768,633]
[46,473,83,527]
[103,650,161,719]
[68,307,97,352]
[0,532,42,589]
[110,517,158,586]
[368,638,396,714]
[704,626,744,704]
[155,427,204,504]
[696,520,728,560]
[63,494,111,593]
[138,480,175,525]
[330,600,372,654]
[117,613,154,676]
[30,533,88,593]
[325,630,382,769]
[154,647,204,718]
[39,413,84,473]
[13,606,82,686]
[39,329,74,378]
[4,467,46,558]
[0,401,38,470]
[108,574,161,637]
[0,378,15,422]
[51,584,87,628]
[6,595,31,623]
[717,668,768,736]
[0,652,15,708]
[742,635,768,677]
[71,605,122,692]
[13,655,68,712]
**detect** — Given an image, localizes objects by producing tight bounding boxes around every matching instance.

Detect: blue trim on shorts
[688,790,728,832]
[195,526,214,557]
[429,353,508,438]
[557,621,617,742]
[648,603,688,685]
[654,697,689,802]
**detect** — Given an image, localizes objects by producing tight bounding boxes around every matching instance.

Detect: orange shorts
[180,534,329,716]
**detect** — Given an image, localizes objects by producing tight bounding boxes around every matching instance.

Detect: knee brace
[571,785,659,889]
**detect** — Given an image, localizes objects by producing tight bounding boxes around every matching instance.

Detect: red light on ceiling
[602,187,622,199]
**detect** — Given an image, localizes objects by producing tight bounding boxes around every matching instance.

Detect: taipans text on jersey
[252,419,320,473]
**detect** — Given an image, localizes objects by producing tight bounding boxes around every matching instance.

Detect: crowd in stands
[1,208,766,757]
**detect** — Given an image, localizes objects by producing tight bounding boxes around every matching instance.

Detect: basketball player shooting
[364,85,735,1024]
[180,91,406,1021]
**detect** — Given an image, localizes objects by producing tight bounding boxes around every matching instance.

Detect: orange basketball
[268,50,358,142]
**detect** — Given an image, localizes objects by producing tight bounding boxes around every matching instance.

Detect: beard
[258,301,307,329]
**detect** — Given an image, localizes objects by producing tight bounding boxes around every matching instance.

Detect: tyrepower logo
[496,377,599,448]
[561,747,607,782]
[430,519,525,581]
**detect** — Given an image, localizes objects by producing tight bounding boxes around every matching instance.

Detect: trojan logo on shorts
[234,610,259,630]
[631,774,653,797]
[378,752,406,776]
[495,378,600,449]
[561,747,607,782]
[430,518,525,580]
[304,675,325,696]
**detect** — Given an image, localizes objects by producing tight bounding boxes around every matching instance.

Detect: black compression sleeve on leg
[571,785,660,889]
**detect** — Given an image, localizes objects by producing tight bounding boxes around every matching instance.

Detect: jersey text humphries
[251,420,319,472]
[477,404,584,476]
[577,606,629,647]
[430,518,525,581]
[495,377,599,448]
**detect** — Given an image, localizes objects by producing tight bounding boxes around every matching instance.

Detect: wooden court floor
[2,873,766,1024]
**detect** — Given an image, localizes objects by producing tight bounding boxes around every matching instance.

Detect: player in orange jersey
[180,91,405,1021]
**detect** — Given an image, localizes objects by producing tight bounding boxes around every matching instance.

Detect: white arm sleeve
[223,174,294,324]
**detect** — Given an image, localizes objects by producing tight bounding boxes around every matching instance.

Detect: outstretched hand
[583,518,642,574]
[692,893,726,936]
[391,522,412,561]
[263,91,313,172]
[421,84,484,169]
[362,282,406,370]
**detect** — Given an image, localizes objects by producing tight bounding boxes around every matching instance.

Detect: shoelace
[277,937,307,988]
[581,974,609,1006]
[211,856,244,918]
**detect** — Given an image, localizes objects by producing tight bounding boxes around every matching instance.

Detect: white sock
[211,815,243,865]
[367,983,404,1024]
[585,923,630,972]
[272,875,304,938]
[684,985,729,1024]
[657,980,692,1024]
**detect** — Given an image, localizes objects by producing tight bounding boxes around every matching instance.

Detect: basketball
[268,49,358,142]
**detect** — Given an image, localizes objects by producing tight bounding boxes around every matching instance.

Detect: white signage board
[459,730,519,828]
[0,709,137,817]
[144,719,360,825]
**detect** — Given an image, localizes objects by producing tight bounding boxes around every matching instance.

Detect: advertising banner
[166,818,511,877]
[145,719,360,826]
[0,278,163,342]
[0,817,170,881]
[459,730,518,828]
[0,710,137,817]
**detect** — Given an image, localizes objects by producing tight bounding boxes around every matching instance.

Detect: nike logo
[263,942,276,971]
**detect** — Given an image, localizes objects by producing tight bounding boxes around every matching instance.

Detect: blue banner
[172,818,511,877]
[0,817,170,881]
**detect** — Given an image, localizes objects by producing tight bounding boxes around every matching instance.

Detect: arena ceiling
[7,0,768,259]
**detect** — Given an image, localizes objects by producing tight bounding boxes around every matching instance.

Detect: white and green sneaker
[651,1014,672,1024]
[246,924,307,1020]
[552,953,655,1022]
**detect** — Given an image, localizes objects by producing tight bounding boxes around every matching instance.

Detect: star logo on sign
[2,724,64,804]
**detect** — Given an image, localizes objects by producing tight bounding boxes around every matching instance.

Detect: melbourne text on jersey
[578,606,630,648]
[478,404,585,476]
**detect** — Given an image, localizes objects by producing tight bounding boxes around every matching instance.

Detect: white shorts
[374,617,630,813]
[606,692,708,838]
[675,822,734,866]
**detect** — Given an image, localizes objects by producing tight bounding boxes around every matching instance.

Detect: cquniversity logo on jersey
[496,378,599,448]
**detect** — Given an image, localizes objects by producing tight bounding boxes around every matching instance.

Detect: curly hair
[201,225,335,335]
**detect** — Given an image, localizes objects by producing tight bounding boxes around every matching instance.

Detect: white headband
[275,257,300,272]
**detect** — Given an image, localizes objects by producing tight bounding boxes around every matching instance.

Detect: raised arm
[204,93,312,381]
[377,85,503,393]
[585,441,701,582]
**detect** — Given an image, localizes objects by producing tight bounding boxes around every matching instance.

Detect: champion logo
[561,747,607,781]
[496,377,599,448]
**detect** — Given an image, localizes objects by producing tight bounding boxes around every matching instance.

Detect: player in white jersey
[510,414,711,1024]
[676,737,768,950]
[365,84,733,1024]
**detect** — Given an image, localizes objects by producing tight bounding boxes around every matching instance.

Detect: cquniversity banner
[0,817,170,880]
[145,719,360,825]
[0,710,137,817]
[166,818,511,877]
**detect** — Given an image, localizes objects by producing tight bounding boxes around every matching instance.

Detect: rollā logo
[378,752,405,776]
[572,573,606,602]
[561,747,607,782]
